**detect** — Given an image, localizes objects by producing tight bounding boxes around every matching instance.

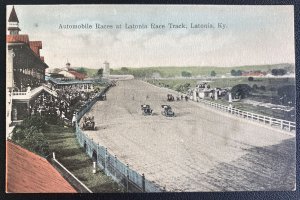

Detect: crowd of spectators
[14,71,43,91]
[30,85,98,121]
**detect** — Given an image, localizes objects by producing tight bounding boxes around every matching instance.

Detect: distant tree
[248,77,254,81]
[236,70,243,76]
[121,67,129,72]
[210,71,216,77]
[231,84,252,99]
[52,68,61,74]
[181,71,192,77]
[76,67,87,75]
[231,69,236,76]
[231,69,242,76]
[271,68,287,76]
[97,68,103,77]
[271,69,278,76]
[278,68,287,76]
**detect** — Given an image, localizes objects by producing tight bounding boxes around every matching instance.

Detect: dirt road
[83,79,295,191]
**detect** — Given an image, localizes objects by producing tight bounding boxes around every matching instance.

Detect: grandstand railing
[193,97,296,132]
[74,85,162,192]
[12,91,28,95]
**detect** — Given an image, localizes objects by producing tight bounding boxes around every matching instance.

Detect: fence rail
[194,97,296,132]
[74,85,162,192]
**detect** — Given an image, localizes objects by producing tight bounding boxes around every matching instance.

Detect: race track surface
[83,80,295,192]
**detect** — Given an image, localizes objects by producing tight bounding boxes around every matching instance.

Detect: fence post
[104,148,108,174]
[97,143,99,166]
[93,161,96,174]
[142,173,145,192]
[114,155,117,178]
[53,152,56,160]
[126,164,129,192]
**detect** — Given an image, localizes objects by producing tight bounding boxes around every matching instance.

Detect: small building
[242,71,267,77]
[58,70,76,79]
[58,63,86,80]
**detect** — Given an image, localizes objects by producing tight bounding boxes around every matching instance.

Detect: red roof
[6,141,77,193]
[6,34,29,44]
[7,35,45,62]
[29,41,42,56]
[68,70,86,80]
[242,71,267,77]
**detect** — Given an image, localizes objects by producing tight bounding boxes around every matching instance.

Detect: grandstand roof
[48,77,103,85]
[6,141,77,193]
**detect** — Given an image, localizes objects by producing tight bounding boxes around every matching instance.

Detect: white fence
[74,85,162,192]
[194,98,296,132]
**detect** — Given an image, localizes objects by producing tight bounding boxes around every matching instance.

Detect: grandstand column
[27,101,30,115]
[228,92,232,103]
[6,49,14,136]
[214,90,218,100]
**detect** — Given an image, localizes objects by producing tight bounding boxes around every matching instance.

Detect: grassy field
[146,77,296,121]
[147,77,295,92]
[44,125,124,193]
[77,63,294,78]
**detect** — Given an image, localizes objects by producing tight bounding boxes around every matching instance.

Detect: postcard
[5,4,296,193]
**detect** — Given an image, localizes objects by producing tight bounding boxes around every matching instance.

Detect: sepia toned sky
[7,5,295,69]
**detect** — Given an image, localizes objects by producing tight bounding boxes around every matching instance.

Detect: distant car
[161,105,175,117]
[141,104,153,115]
[167,94,175,101]
[81,116,96,130]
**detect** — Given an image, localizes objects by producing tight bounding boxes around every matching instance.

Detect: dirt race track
[83,79,295,192]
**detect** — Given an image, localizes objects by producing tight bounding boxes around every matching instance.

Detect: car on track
[161,105,175,117]
[141,104,153,115]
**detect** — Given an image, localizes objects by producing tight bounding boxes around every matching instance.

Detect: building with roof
[241,71,267,77]
[56,62,86,80]
[6,6,49,133]
[6,141,77,193]
[58,69,86,80]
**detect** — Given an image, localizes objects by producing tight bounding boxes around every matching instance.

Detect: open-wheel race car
[161,105,175,117]
[167,94,175,102]
[141,104,153,115]
[81,116,96,130]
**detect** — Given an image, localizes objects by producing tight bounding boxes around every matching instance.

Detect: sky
[6,5,295,69]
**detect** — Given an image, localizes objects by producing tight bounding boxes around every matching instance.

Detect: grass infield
[44,124,124,193]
